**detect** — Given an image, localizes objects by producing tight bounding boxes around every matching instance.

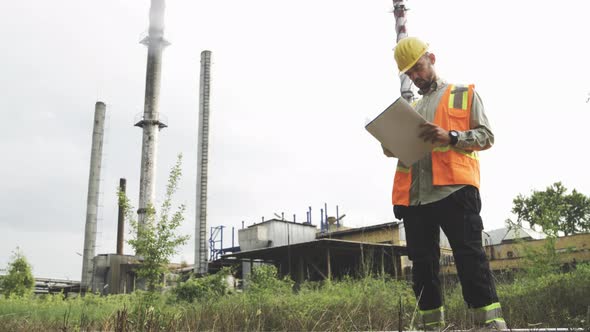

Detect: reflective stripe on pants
[420,306,445,327]
[473,302,505,324]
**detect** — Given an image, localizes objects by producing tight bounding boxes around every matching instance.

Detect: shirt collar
[418,78,446,95]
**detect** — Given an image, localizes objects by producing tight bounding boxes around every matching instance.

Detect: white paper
[365,97,435,166]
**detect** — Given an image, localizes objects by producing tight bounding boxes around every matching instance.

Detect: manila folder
[365,97,434,166]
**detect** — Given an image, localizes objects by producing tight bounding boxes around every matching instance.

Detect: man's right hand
[381,144,396,158]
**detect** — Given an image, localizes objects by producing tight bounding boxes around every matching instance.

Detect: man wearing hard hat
[386,37,506,330]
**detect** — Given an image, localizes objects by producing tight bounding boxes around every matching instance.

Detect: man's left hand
[419,122,451,145]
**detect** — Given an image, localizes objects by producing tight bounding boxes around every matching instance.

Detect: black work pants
[400,186,499,310]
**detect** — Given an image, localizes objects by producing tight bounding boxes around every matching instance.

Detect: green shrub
[1,249,34,298]
[173,269,230,303]
[247,264,294,294]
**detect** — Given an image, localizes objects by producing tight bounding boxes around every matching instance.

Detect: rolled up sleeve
[456,90,494,151]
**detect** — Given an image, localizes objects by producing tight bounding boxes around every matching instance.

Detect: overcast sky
[2,0,589,280]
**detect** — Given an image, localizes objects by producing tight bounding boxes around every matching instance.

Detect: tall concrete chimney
[81,101,106,288]
[195,50,212,275]
[135,0,169,228]
[116,178,126,255]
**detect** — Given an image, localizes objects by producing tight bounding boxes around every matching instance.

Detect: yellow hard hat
[394,37,429,73]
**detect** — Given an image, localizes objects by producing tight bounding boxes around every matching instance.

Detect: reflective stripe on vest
[432,84,480,188]
[432,145,479,160]
[391,84,480,206]
[472,302,505,324]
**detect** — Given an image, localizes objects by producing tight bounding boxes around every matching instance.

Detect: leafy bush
[1,249,34,298]
[173,269,230,303]
[247,264,294,294]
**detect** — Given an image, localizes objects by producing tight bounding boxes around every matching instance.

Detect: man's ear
[428,53,436,65]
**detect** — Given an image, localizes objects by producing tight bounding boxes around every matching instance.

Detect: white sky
[1,0,589,280]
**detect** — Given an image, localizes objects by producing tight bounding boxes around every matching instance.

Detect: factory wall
[238,219,317,252]
[440,232,590,274]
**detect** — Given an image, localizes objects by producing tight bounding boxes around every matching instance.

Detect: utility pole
[392,0,414,102]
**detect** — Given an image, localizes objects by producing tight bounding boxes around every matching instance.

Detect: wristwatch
[448,130,459,146]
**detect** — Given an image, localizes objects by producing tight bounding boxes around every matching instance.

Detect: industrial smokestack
[392,0,414,102]
[195,50,212,275]
[135,0,169,229]
[116,178,126,255]
[81,101,106,288]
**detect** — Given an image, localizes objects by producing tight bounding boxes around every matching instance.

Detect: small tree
[120,154,190,291]
[512,182,590,236]
[1,248,34,297]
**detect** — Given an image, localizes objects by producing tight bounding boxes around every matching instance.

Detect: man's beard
[414,78,434,92]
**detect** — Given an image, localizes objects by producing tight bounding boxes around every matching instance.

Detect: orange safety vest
[392,84,480,206]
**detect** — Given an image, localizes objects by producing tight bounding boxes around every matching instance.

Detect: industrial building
[224,218,407,284]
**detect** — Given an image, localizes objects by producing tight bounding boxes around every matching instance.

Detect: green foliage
[120,154,190,291]
[498,263,590,328]
[2,268,590,330]
[519,236,561,278]
[247,264,294,294]
[1,248,34,298]
[512,182,590,236]
[173,268,231,303]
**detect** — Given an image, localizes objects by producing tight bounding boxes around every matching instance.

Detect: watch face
[449,131,458,145]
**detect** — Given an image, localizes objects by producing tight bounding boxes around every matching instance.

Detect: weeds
[1,264,589,331]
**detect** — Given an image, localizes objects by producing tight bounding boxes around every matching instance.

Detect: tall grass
[1,264,589,331]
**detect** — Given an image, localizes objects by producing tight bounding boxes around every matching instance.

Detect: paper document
[365,97,435,166]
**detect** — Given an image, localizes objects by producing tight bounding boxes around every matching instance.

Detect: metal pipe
[116,178,126,255]
[320,208,324,231]
[308,206,312,224]
[336,205,339,227]
[81,101,106,289]
[195,50,212,275]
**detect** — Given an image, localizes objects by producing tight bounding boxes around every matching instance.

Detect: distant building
[224,219,408,283]
[483,230,590,271]
[482,227,546,247]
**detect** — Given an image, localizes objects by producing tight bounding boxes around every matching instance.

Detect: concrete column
[137,0,169,228]
[195,50,212,275]
[81,101,106,288]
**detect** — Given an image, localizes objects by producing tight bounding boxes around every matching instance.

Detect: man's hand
[381,144,396,158]
[419,122,451,145]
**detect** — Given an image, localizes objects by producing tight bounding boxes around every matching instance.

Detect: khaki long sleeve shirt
[407,78,494,206]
